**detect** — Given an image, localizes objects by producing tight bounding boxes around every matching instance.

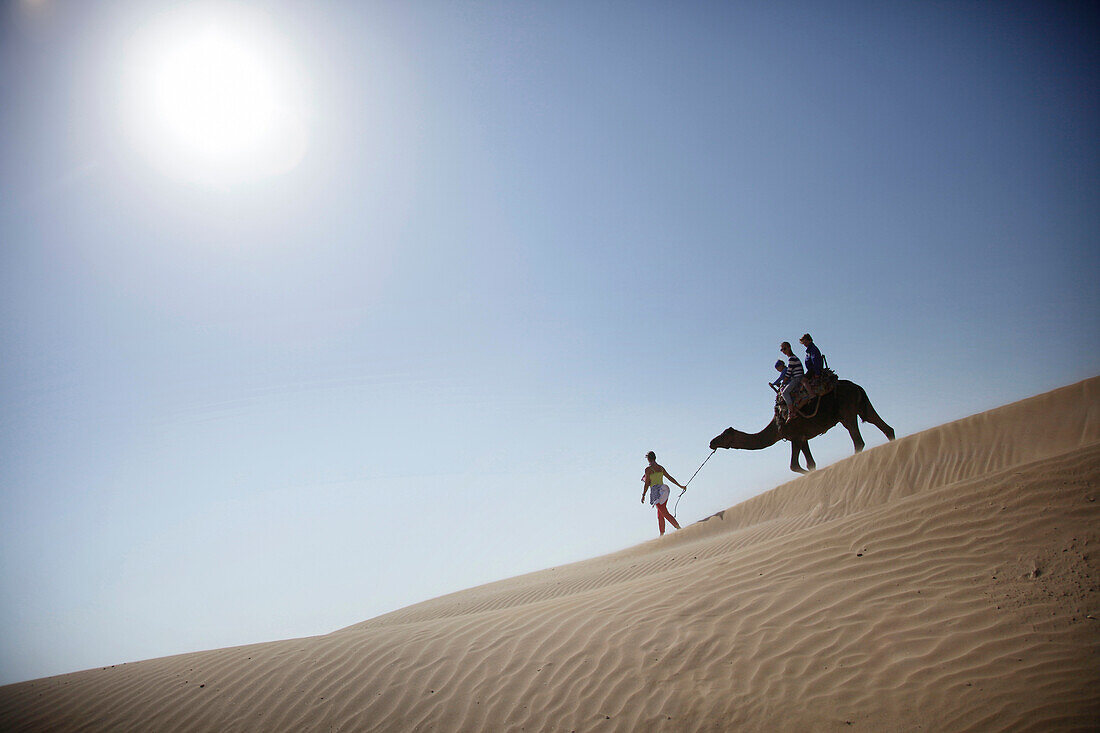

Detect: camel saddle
[774,368,839,422]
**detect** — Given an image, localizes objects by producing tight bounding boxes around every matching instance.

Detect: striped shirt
[786,354,804,380]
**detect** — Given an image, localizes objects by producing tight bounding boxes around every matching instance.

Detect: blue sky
[1,0,1097,684]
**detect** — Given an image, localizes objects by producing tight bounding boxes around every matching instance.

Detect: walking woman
[641,451,687,535]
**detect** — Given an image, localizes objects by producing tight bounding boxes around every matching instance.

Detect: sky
[1,0,1097,685]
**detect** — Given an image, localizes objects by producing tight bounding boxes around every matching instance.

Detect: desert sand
[2,378,1097,731]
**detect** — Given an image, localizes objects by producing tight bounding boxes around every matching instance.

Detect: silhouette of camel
[710,379,895,473]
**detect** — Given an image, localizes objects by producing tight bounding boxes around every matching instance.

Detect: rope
[673,448,716,518]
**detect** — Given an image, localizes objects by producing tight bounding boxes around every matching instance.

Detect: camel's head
[710,427,747,450]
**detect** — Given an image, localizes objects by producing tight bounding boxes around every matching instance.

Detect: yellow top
[647,469,665,487]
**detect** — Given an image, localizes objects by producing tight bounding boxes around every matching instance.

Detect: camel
[710,379,895,473]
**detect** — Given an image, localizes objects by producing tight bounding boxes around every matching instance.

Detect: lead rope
[673,448,716,518]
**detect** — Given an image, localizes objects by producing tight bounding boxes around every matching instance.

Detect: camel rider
[800,333,823,378]
[641,451,686,536]
[770,359,789,389]
[779,342,804,422]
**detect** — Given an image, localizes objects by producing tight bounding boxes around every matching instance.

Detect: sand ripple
[2,378,1098,731]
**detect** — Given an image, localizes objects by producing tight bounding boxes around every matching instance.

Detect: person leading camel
[641,451,686,536]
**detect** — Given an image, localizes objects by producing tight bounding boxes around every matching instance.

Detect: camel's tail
[858,386,896,441]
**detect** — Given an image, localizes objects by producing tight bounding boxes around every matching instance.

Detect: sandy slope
[2,378,1098,732]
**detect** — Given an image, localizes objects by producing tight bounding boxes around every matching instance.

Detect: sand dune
[2,378,1098,731]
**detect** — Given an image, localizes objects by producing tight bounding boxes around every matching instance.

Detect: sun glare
[124,5,308,186]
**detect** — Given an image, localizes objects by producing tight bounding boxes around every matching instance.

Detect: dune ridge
[2,377,1097,731]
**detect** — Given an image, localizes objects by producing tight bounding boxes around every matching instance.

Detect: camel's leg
[801,442,816,471]
[842,417,866,453]
[858,396,896,441]
[789,440,809,474]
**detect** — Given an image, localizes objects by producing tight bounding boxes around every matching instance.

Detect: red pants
[656,501,680,535]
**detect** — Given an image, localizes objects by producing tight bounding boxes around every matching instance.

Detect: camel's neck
[738,420,782,450]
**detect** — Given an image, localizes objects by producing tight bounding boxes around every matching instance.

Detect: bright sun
[124,5,308,186]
